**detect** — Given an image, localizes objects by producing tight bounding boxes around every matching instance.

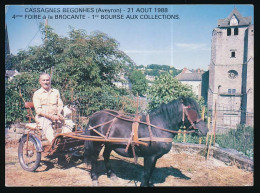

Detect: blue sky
[5,4,254,70]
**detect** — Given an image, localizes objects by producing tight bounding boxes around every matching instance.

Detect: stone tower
[208,8,254,130]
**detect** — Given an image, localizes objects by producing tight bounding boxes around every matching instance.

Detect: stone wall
[171,142,253,172]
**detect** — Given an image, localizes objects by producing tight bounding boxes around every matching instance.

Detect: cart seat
[25,123,38,130]
[24,102,41,130]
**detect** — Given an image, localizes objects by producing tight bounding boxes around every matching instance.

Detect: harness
[87,104,202,164]
[182,104,203,130]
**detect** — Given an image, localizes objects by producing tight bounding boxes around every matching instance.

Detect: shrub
[215,125,254,159]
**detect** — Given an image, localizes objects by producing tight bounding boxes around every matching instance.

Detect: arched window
[227,28,231,36]
[228,70,238,79]
[234,27,239,35]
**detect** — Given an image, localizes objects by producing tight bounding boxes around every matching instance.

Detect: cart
[17,98,150,172]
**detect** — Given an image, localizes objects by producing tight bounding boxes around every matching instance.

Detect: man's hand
[57,113,64,120]
[51,114,61,121]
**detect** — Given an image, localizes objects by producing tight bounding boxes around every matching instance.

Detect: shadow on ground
[77,158,190,184]
[39,152,190,184]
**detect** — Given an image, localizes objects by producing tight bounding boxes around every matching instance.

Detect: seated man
[33,73,73,144]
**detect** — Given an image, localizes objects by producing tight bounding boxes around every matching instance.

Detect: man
[33,73,65,144]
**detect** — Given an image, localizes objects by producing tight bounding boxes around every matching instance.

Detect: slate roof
[218,8,251,27]
[175,72,202,81]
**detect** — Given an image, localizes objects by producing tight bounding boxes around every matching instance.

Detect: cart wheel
[18,136,41,172]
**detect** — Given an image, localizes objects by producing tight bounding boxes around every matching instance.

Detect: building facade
[175,68,204,98]
[208,8,254,130]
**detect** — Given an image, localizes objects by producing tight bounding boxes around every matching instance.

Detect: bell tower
[208,8,254,130]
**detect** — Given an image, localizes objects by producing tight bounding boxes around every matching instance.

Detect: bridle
[182,104,203,130]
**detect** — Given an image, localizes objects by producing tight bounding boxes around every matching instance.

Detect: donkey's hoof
[110,174,118,181]
[148,183,154,187]
[92,180,99,186]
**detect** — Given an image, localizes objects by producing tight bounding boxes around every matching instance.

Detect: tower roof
[217,8,251,27]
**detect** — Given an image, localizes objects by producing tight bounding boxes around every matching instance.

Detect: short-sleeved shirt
[33,87,63,119]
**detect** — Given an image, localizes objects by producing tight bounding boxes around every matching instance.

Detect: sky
[5,4,254,71]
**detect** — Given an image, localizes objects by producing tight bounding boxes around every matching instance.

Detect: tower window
[228,89,236,94]
[228,70,238,79]
[231,51,236,58]
[227,28,231,36]
[234,27,239,35]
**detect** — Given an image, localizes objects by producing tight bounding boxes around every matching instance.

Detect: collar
[39,87,53,94]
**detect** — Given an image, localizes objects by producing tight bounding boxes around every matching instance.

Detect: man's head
[39,73,51,91]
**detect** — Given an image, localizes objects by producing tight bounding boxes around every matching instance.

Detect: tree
[129,70,148,97]
[144,64,181,77]
[147,73,195,110]
[5,24,135,127]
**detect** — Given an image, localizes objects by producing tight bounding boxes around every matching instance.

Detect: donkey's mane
[148,97,200,127]
[150,98,182,118]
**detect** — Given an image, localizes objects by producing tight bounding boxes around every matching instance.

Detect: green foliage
[5,24,134,127]
[5,54,17,70]
[173,133,207,144]
[5,73,39,126]
[172,124,254,159]
[144,64,181,77]
[215,125,254,159]
[129,70,148,96]
[147,64,170,71]
[147,73,196,110]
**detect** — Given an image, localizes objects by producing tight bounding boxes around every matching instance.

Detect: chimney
[182,67,187,74]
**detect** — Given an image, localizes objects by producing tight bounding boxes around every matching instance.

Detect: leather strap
[146,114,153,141]
[105,117,118,139]
[133,115,141,143]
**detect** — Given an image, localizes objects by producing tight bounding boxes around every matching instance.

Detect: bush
[215,125,254,159]
[5,73,39,128]
[173,132,207,144]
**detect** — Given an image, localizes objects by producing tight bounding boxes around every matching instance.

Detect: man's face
[39,74,51,91]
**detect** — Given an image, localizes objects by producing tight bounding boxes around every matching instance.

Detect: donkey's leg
[88,142,103,186]
[103,145,117,181]
[141,156,157,187]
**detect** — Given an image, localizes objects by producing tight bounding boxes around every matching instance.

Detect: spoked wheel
[18,135,41,172]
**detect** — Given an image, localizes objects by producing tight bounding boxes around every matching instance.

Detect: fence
[207,103,254,134]
[178,102,254,159]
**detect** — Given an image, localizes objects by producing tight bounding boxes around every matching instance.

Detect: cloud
[175,43,210,51]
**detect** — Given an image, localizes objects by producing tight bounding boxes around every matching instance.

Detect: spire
[217,8,251,27]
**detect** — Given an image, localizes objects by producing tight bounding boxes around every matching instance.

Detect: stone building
[113,72,131,90]
[207,8,254,130]
[175,68,204,98]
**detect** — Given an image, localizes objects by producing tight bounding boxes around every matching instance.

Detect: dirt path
[5,143,253,187]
